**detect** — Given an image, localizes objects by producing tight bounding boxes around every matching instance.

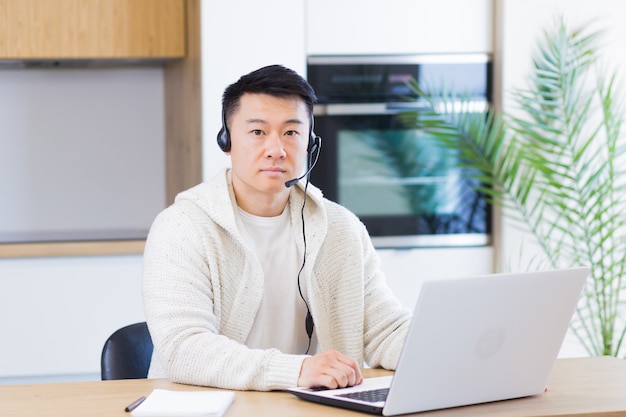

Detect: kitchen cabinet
[0,0,200,258]
[306,0,492,55]
[0,0,185,59]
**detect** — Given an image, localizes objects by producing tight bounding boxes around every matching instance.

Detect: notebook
[131,389,235,417]
[288,267,589,416]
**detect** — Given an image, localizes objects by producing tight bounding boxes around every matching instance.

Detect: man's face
[227,93,310,209]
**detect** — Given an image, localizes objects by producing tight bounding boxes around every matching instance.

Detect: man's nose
[265,133,287,158]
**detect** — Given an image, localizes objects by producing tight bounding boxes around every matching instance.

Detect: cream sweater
[142,169,411,391]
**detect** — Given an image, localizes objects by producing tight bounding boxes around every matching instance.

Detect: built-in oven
[307,54,492,248]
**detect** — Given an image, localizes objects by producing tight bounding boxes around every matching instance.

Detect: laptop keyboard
[337,388,389,403]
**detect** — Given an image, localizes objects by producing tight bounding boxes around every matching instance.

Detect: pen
[124,396,146,412]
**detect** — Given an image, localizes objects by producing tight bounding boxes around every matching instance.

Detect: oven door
[310,103,491,248]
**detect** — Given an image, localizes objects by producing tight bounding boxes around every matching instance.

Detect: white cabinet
[306,0,492,55]
[0,256,145,382]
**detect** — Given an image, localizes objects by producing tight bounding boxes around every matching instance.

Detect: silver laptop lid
[384,267,588,416]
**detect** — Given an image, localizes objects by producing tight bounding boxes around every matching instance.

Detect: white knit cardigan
[142,169,411,391]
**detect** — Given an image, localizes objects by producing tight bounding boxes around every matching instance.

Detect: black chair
[101,322,154,380]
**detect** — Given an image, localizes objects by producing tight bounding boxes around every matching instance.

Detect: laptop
[288,267,589,416]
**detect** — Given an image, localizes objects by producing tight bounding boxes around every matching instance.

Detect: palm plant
[405,18,626,357]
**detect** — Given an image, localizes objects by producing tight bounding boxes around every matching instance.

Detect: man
[142,65,411,391]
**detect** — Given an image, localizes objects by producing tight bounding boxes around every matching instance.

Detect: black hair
[221,65,317,128]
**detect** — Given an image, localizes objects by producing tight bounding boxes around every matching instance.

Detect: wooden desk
[1,357,625,417]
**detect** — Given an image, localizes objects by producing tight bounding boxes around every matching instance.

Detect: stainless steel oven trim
[314,101,488,116]
[314,103,398,116]
[371,233,491,249]
[308,54,492,65]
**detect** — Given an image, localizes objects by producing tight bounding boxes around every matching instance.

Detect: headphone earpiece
[308,134,320,155]
[308,114,320,155]
[217,126,230,152]
[217,109,231,152]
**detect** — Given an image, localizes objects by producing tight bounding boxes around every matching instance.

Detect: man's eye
[252,130,263,136]
[285,130,298,136]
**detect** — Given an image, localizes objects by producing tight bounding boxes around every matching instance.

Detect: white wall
[200,0,307,178]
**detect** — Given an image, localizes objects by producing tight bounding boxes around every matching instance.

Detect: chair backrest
[101,322,153,380]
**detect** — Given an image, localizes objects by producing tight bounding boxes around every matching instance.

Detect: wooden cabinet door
[0,0,185,59]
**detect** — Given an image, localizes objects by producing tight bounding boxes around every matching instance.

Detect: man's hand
[297,350,364,388]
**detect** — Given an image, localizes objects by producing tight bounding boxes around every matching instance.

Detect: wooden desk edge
[1,357,625,417]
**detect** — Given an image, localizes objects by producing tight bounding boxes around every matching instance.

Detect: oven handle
[314,102,430,116]
[314,100,488,116]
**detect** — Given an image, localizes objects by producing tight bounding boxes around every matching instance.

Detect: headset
[217,109,320,157]
[216,106,321,354]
